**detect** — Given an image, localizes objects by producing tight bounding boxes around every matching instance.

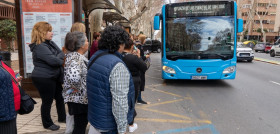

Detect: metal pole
[150,21,153,39]
[278,27,280,37]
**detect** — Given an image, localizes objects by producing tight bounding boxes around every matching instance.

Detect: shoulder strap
[88,52,109,70]
[0,62,18,85]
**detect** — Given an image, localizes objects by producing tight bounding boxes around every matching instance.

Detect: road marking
[139,107,191,120]
[139,99,184,108]
[136,118,211,124]
[254,57,280,65]
[143,124,218,134]
[148,87,183,98]
[270,81,280,86]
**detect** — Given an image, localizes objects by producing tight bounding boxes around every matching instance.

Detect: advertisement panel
[20,0,73,75]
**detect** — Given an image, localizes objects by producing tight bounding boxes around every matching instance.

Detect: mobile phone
[133,45,137,50]
[15,73,20,78]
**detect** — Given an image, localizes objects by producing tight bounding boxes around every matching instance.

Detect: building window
[242,12,248,16]
[258,3,269,7]
[268,20,275,24]
[270,12,276,16]
[268,29,274,32]
[242,4,251,8]
[256,12,268,15]
[254,20,260,24]
[244,20,247,24]
[270,4,277,7]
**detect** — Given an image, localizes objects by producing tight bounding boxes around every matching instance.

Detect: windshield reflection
[166,16,234,60]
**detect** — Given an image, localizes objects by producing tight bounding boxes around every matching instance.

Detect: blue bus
[154,1,243,80]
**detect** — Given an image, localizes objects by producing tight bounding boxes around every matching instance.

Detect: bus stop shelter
[14,0,125,97]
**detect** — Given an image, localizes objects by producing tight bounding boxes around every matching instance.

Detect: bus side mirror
[237,19,243,33]
[154,15,160,30]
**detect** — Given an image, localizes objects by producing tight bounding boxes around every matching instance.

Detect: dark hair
[124,39,134,50]
[98,26,129,53]
[93,32,101,40]
[64,31,87,52]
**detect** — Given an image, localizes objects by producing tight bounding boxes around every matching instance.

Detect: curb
[254,57,280,65]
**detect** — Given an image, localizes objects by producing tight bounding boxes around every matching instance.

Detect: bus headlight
[162,66,176,74]
[223,66,236,74]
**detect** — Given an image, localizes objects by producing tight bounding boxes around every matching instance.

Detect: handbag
[145,57,151,69]
[0,63,37,115]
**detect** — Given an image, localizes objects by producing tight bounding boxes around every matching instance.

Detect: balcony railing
[0,4,15,20]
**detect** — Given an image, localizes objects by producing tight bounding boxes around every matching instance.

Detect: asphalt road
[135,53,280,134]
[254,51,280,62]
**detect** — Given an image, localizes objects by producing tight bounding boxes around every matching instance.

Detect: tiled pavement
[17,98,67,134]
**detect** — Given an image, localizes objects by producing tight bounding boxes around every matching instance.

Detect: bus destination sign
[167,2,233,18]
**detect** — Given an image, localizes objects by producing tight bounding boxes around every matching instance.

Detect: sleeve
[138,46,147,61]
[135,56,148,73]
[64,60,82,89]
[36,44,64,67]
[109,62,129,134]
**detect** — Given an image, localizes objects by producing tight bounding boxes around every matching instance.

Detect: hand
[132,49,141,58]
[145,54,150,58]
[16,76,23,82]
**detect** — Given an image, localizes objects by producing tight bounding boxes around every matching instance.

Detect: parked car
[254,42,271,53]
[243,41,255,49]
[237,43,254,62]
[264,44,272,53]
[270,41,280,57]
[143,39,162,53]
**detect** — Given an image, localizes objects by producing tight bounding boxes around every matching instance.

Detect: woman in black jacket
[122,39,147,132]
[29,22,66,131]
[136,34,150,104]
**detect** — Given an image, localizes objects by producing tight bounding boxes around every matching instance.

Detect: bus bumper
[162,70,236,80]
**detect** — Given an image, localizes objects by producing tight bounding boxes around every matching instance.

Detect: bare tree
[239,0,257,41]
[129,0,152,23]
[255,0,271,43]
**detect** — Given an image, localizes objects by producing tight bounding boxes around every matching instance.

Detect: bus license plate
[192,76,207,80]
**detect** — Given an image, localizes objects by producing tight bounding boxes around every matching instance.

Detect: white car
[237,44,254,62]
[270,39,280,57]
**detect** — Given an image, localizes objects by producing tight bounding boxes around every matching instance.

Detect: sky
[165,0,176,3]
[199,16,234,50]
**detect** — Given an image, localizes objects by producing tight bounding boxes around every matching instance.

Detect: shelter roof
[83,0,121,14]
[103,11,130,24]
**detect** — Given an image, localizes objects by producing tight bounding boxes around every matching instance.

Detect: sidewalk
[17,98,67,134]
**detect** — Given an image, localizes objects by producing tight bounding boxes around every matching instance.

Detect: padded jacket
[0,61,17,122]
[29,40,64,82]
[87,50,135,131]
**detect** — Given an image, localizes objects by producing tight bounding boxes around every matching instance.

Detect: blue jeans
[137,90,143,101]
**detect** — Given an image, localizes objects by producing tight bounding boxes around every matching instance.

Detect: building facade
[238,0,280,42]
[0,0,16,50]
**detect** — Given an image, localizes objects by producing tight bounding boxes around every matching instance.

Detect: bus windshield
[166,16,234,60]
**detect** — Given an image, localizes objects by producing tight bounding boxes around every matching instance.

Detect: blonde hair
[31,22,52,45]
[70,22,86,33]
[139,34,146,44]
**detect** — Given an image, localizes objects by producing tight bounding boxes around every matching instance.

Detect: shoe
[129,123,138,132]
[137,100,147,104]
[46,124,60,131]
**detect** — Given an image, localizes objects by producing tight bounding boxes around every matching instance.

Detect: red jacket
[90,40,98,58]
[1,61,21,111]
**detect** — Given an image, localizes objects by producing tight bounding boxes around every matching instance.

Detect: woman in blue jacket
[0,56,18,134]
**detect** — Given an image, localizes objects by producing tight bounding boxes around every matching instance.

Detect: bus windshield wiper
[213,54,229,60]
[168,55,192,61]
